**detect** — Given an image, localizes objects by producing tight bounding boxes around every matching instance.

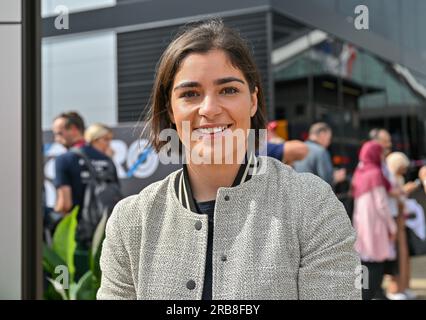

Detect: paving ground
[410,255,426,299]
[382,255,426,300]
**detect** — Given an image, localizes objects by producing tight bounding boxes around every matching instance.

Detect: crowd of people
[353,129,426,300]
[266,123,426,300]
[47,112,122,279]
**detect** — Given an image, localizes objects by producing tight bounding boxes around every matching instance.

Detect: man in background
[52,111,87,214]
[294,122,346,186]
[51,111,120,279]
[369,128,392,157]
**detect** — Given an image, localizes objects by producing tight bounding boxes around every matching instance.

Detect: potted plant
[43,206,107,300]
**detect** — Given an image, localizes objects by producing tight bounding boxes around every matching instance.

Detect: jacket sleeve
[297,175,361,300]
[97,200,137,300]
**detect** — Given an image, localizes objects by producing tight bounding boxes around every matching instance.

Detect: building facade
[41,0,426,166]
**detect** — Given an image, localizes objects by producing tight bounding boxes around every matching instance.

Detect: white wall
[0,0,22,300]
[42,31,118,130]
[0,0,21,21]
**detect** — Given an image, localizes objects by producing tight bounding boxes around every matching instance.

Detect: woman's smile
[192,123,233,141]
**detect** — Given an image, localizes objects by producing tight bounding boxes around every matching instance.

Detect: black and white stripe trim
[175,153,259,212]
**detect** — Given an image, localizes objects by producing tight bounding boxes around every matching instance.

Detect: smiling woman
[170,49,258,173]
[147,21,266,170]
[97,19,362,300]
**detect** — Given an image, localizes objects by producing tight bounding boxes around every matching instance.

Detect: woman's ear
[250,87,258,117]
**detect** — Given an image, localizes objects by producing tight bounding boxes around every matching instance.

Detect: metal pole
[22,0,43,300]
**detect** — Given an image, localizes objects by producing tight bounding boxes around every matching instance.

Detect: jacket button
[221,255,227,262]
[224,195,230,201]
[194,221,202,231]
[186,280,196,290]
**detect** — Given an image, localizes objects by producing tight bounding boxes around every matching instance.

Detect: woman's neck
[186,160,242,203]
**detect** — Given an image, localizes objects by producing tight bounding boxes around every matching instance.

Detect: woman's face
[169,49,258,164]
[94,132,113,155]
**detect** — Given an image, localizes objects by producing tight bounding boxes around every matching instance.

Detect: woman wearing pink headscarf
[352,141,397,300]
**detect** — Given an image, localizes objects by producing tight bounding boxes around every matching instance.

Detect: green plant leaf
[52,206,79,282]
[75,270,97,300]
[43,243,66,275]
[44,282,64,300]
[91,212,107,262]
[69,283,78,300]
[90,212,107,279]
[47,277,69,300]
[92,243,104,283]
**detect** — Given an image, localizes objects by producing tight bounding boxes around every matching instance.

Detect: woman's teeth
[195,126,228,134]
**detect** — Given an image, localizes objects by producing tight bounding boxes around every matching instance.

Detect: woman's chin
[188,144,246,165]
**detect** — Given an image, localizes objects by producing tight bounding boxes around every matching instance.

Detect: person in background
[294,122,346,186]
[369,128,393,183]
[52,112,121,279]
[369,128,421,299]
[52,113,119,215]
[370,128,392,157]
[352,141,397,300]
[85,123,115,158]
[386,152,422,299]
[263,141,308,167]
[52,111,88,214]
[262,121,308,166]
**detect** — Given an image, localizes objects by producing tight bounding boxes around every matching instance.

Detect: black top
[174,154,257,300]
[54,144,119,209]
[195,200,216,300]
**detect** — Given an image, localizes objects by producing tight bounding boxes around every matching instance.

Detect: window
[42,31,117,130]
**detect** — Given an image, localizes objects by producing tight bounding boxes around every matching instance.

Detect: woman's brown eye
[181,91,199,98]
[222,87,238,95]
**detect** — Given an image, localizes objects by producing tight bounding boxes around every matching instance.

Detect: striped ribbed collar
[174,153,259,213]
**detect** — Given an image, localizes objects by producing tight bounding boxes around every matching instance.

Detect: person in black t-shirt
[52,112,119,215]
[52,112,120,279]
[54,145,119,213]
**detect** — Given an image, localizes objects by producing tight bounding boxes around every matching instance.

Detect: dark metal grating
[117,12,270,123]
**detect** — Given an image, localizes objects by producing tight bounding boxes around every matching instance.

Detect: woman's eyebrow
[173,81,200,91]
[173,77,245,91]
[214,77,245,85]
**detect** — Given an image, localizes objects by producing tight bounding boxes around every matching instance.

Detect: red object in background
[267,121,278,131]
[333,155,351,166]
[301,131,309,141]
[346,44,357,77]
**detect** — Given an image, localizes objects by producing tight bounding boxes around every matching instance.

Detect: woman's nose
[198,94,221,118]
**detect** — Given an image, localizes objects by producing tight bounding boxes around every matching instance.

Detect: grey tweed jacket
[97,156,361,300]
